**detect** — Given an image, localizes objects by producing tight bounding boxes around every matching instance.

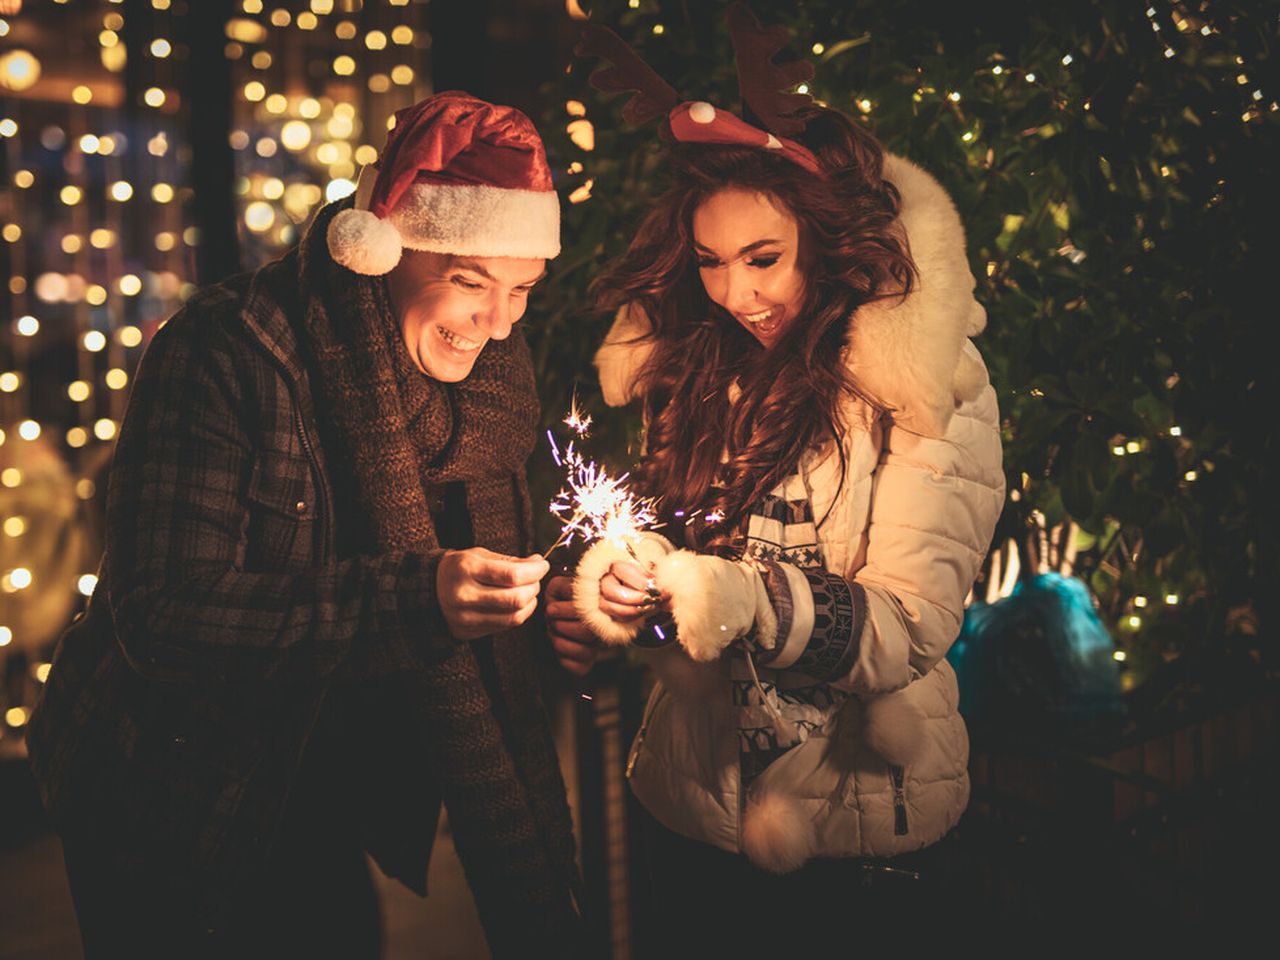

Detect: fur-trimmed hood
[593,154,988,439]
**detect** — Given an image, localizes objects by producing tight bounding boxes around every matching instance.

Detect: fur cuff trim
[741,792,816,874]
[573,534,674,646]
[653,551,760,662]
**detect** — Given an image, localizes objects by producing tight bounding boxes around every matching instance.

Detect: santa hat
[327,91,561,275]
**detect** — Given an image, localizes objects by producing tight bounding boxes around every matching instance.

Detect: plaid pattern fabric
[24,253,549,932]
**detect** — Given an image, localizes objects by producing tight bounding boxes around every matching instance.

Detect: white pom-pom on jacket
[592,155,1006,869]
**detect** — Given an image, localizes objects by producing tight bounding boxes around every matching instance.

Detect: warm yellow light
[325,178,356,202]
[66,427,88,448]
[0,372,20,392]
[653,24,665,35]
[76,478,96,499]
[18,419,40,441]
[93,418,117,441]
[242,0,263,12]
[567,161,583,175]
[1,50,42,93]
[8,277,25,295]
[0,627,11,647]
[105,368,129,390]
[7,567,33,589]
[89,228,114,249]
[1169,425,1182,437]
[155,231,177,252]
[85,284,107,306]
[280,120,312,151]
[354,144,378,166]
[335,21,356,40]
[1127,615,1141,628]
[333,55,356,76]
[391,65,414,85]
[60,185,83,206]
[67,380,91,402]
[0,118,16,139]
[392,25,413,45]
[365,30,387,50]
[368,74,390,93]
[567,119,594,151]
[270,8,291,27]
[83,330,107,352]
[13,169,33,188]
[1112,445,1125,456]
[118,274,142,296]
[1165,594,1179,606]
[334,102,355,119]
[947,91,961,102]
[150,183,175,204]
[1134,595,1148,608]
[1,468,22,487]
[311,0,333,13]
[5,706,29,727]
[256,138,278,158]
[1113,650,1127,662]
[252,50,272,70]
[245,201,275,233]
[144,87,166,108]
[119,325,143,347]
[297,11,317,29]
[244,81,266,102]
[16,314,39,336]
[1,223,19,243]
[265,93,288,115]
[149,132,169,156]
[225,18,268,44]
[78,134,101,154]
[151,38,172,58]
[569,179,594,204]
[110,180,134,202]
[300,98,321,119]
[153,0,172,9]
[3,517,24,537]
[327,113,354,139]
[0,20,8,38]
[78,574,99,597]
[184,227,200,247]
[261,177,285,200]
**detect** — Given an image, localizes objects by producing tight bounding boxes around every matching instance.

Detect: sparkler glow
[544,440,659,557]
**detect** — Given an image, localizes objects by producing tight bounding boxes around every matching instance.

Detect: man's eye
[451,276,483,290]
[748,256,780,268]
[511,287,532,297]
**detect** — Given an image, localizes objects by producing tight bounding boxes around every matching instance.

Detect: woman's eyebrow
[693,239,784,257]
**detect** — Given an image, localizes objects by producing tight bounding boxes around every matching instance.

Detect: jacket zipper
[625,682,666,779]
[889,764,909,836]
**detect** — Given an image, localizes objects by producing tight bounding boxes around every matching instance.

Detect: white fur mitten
[651,551,778,662]
[573,533,674,645]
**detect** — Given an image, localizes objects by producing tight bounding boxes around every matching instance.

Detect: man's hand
[437,548,549,641]
[547,575,601,677]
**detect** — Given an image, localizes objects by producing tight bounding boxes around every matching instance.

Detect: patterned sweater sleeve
[104,290,456,685]
[746,358,1004,690]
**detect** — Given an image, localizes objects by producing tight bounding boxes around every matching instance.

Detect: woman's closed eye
[696,254,782,269]
[746,255,779,269]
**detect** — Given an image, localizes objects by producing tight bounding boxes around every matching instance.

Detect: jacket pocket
[626,681,667,780]
[243,453,317,571]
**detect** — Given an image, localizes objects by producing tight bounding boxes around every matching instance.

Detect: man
[27,93,581,958]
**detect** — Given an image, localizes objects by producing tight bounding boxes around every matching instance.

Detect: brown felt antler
[574,24,680,126]
[726,2,814,137]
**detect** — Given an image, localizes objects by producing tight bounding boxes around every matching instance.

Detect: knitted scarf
[294,202,581,957]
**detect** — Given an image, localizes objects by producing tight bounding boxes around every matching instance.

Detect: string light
[93,419,118,441]
[3,517,24,537]
[0,627,11,647]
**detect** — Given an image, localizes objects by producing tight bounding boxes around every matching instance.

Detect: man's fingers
[551,634,597,663]
[548,617,597,643]
[466,583,540,613]
[545,599,581,621]
[546,576,574,602]
[468,551,549,588]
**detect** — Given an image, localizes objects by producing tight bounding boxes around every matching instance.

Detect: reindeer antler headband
[575,3,823,176]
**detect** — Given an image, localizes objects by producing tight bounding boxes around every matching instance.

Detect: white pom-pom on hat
[326,207,403,276]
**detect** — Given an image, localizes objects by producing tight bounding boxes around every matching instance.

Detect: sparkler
[543,402,659,560]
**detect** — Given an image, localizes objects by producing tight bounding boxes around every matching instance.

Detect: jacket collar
[593,154,989,440]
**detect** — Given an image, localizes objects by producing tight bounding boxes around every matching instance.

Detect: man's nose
[476,292,514,340]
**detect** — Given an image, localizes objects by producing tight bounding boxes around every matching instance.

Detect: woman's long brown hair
[592,107,916,551]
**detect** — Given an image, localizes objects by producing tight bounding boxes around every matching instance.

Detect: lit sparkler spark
[544,443,659,558]
[563,394,593,438]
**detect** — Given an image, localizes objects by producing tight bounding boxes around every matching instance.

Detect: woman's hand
[596,560,664,623]
[547,575,601,676]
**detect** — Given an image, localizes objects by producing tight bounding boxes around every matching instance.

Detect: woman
[546,91,1004,945]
